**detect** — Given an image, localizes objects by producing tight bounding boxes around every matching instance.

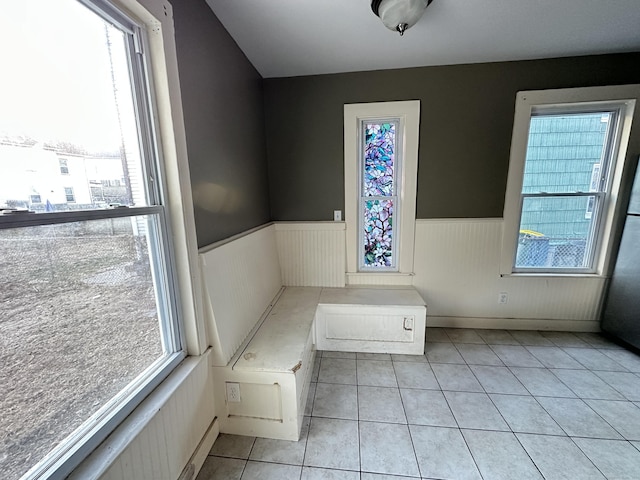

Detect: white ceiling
[204,0,640,79]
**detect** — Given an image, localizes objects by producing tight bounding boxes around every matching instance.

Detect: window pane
[516,195,598,268]
[0,0,148,212]
[363,198,394,267]
[523,113,611,194]
[363,122,396,196]
[0,216,165,479]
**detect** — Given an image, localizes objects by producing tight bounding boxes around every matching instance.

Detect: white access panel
[316,287,427,354]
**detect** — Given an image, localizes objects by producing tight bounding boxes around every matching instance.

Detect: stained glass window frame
[358,118,402,271]
[344,100,420,281]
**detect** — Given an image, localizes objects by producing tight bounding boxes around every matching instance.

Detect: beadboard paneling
[200,224,283,366]
[275,222,345,287]
[413,219,606,327]
[70,352,216,480]
[427,316,600,332]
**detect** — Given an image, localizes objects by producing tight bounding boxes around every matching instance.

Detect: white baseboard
[188,417,219,480]
[427,316,600,332]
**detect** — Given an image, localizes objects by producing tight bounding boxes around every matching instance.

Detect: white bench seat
[320,285,426,307]
[212,285,427,441]
[212,287,320,441]
[234,287,321,373]
[316,286,427,355]
[201,226,427,441]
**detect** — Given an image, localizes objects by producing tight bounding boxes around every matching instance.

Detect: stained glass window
[361,121,399,269]
[364,122,395,196]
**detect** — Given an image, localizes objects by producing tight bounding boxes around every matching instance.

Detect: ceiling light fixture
[371,0,434,36]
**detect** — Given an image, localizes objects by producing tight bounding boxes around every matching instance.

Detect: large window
[501,86,640,275]
[0,1,184,479]
[344,101,419,283]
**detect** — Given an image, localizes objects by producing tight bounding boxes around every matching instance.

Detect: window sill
[500,272,607,279]
[347,272,415,277]
[346,272,415,286]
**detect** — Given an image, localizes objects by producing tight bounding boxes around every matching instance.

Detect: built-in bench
[211,286,321,441]
[200,224,427,441]
[316,286,426,355]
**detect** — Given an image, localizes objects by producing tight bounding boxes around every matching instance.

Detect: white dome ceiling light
[371,0,434,36]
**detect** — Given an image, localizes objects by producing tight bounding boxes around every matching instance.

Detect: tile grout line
[592,370,639,402]
[561,345,627,371]
[568,436,611,479]
[301,347,321,475]
[299,414,311,480]
[509,428,551,479]
[453,330,608,479]
[457,336,567,478]
[301,355,321,470]
[391,358,422,478]
[460,341,547,479]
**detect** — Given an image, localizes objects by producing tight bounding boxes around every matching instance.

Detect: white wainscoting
[413,219,606,331]
[275,222,345,287]
[200,224,283,366]
[272,219,604,331]
[70,351,216,480]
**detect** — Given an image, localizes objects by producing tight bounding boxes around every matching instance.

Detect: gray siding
[521,113,609,238]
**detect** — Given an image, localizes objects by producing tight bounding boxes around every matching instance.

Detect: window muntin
[0,1,183,479]
[514,110,619,272]
[360,120,400,269]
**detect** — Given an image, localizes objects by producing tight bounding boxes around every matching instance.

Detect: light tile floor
[197,328,640,479]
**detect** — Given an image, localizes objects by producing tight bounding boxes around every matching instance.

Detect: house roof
[205,0,640,78]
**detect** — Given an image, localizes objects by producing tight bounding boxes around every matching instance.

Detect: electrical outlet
[403,316,414,331]
[333,210,342,221]
[226,382,241,403]
[498,292,508,304]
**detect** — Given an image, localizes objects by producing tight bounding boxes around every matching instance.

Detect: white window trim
[1,0,206,478]
[117,0,205,356]
[500,85,640,277]
[344,101,419,282]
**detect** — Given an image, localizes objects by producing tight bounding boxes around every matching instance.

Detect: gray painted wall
[172,0,270,247]
[264,53,640,221]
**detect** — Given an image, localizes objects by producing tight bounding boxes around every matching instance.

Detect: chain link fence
[516,235,587,268]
